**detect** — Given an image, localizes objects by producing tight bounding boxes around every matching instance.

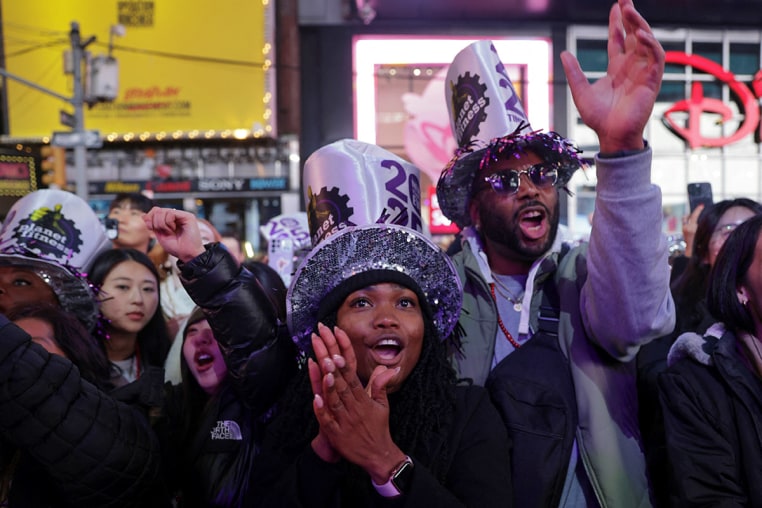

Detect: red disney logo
[662,51,762,148]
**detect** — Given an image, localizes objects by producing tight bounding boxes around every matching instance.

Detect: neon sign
[662,51,762,148]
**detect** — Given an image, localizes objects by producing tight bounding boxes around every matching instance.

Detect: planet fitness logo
[450,72,489,145]
[307,186,355,246]
[13,204,83,263]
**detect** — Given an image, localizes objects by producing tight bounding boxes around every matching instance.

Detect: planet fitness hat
[436,39,587,228]
[287,139,462,352]
[0,189,111,330]
[301,138,425,245]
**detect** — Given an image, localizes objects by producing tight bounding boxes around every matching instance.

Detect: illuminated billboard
[1,0,274,139]
[353,37,551,184]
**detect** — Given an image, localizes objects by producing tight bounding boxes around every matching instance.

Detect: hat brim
[287,224,462,352]
[437,130,587,229]
[0,254,98,331]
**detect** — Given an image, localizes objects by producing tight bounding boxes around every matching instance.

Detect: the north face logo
[210,420,242,440]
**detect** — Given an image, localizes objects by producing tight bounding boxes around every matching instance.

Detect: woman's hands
[308,323,406,484]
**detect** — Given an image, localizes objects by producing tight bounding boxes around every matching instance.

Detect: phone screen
[103,217,119,240]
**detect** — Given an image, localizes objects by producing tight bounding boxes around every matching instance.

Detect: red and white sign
[662,51,762,148]
[428,186,459,235]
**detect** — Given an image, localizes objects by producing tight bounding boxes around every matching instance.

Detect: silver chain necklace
[491,272,524,312]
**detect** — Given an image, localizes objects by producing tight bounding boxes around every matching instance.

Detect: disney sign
[662,51,762,148]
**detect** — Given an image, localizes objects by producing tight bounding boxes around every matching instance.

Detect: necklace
[491,272,524,312]
[490,284,521,349]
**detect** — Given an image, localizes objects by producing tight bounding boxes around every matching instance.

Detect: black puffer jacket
[157,243,296,506]
[0,315,162,507]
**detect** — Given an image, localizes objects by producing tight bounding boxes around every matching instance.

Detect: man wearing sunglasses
[436,1,675,507]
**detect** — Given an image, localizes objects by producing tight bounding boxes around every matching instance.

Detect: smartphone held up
[687,182,713,213]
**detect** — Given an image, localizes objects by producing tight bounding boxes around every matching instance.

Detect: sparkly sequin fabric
[0,250,98,331]
[287,224,462,352]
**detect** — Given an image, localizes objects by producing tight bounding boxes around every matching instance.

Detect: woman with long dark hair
[671,198,762,335]
[89,248,171,387]
[246,139,512,506]
[256,223,512,507]
[660,214,762,505]
[639,198,762,506]
[144,206,298,507]
[158,307,274,507]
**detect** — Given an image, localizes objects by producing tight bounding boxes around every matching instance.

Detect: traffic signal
[40,146,67,188]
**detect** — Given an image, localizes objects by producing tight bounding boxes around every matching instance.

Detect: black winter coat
[159,382,266,508]
[157,243,296,506]
[258,385,512,508]
[0,315,162,507]
[659,327,762,507]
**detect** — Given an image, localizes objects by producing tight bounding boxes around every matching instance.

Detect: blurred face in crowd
[469,150,560,269]
[335,282,424,394]
[0,266,58,314]
[707,206,758,267]
[97,260,159,335]
[221,236,245,263]
[197,220,219,245]
[14,316,67,358]
[109,204,155,252]
[183,318,227,394]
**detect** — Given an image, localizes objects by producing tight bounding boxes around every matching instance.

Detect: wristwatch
[371,455,414,498]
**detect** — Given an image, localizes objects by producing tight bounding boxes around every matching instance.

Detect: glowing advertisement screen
[353,37,551,184]
[1,0,274,138]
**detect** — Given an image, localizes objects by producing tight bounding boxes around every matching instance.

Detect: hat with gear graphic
[436,39,587,229]
[287,139,462,352]
[0,189,112,331]
[301,138,426,246]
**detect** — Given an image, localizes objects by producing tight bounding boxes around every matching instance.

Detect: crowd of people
[1,0,761,506]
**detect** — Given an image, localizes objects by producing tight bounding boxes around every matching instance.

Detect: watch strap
[371,455,414,498]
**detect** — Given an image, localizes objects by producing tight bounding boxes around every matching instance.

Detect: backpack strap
[486,248,578,507]
[537,270,561,337]
[534,242,569,338]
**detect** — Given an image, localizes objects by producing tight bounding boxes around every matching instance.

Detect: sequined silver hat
[436,40,587,229]
[0,189,111,331]
[288,224,462,351]
[286,139,462,351]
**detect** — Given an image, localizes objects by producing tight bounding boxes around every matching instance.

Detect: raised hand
[143,207,205,263]
[561,0,665,154]
[308,322,347,464]
[682,204,704,257]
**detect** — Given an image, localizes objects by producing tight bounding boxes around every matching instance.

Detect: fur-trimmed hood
[667,322,725,368]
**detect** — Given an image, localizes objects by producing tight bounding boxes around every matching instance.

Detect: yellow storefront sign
[1,0,273,138]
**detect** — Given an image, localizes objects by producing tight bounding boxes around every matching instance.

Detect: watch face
[391,459,414,494]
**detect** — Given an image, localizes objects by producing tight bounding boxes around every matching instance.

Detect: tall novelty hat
[287,139,462,352]
[0,189,111,330]
[436,40,587,229]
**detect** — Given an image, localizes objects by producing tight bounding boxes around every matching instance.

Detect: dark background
[369,0,762,28]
